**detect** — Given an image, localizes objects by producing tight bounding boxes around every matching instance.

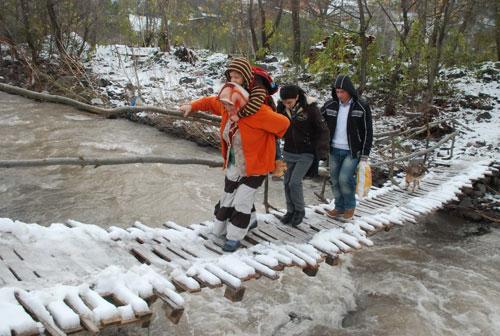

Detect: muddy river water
[1,92,498,336]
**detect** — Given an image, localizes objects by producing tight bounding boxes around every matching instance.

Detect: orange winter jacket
[191,96,290,176]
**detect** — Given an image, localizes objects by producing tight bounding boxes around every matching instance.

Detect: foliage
[0,0,498,109]
[307,32,358,86]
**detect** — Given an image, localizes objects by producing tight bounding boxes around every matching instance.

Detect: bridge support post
[302,265,319,277]
[224,285,246,302]
[325,255,340,266]
[162,301,185,325]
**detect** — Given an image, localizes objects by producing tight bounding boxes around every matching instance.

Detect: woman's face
[282,97,299,110]
[229,71,245,85]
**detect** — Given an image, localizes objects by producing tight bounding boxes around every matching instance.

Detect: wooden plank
[154,290,184,325]
[202,239,225,255]
[63,298,100,335]
[129,243,169,266]
[11,329,40,336]
[15,292,67,336]
[0,248,39,282]
[180,243,219,259]
[260,223,302,242]
[256,223,298,241]
[150,245,191,269]
[275,223,310,241]
[294,223,324,244]
[244,230,273,244]
[161,244,196,261]
[0,259,19,284]
[361,198,388,209]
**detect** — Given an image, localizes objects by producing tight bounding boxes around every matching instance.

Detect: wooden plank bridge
[0,159,497,336]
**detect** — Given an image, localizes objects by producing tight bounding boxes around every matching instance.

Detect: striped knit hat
[224,57,253,88]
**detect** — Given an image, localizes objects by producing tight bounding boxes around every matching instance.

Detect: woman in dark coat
[277,85,330,226]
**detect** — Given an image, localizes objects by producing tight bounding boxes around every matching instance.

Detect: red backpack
[252,66,279,95]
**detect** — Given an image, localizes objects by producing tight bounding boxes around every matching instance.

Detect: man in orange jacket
[180,83,289,252]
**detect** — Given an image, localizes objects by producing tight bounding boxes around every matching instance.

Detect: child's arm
[180,96,225,117]
[237,85,267,118]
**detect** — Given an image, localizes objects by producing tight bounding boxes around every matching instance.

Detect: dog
[405,159,426,192]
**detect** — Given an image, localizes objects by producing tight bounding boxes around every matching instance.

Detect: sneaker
[343,208,355,219]
[222,239,240,252]
[290,210,305,227]
[280,212,294,224]
[326,209,344,219]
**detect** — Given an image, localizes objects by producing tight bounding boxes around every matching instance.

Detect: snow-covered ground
[86,45,499,168]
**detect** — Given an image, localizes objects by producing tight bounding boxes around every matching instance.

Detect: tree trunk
[449,0,473,58]
[46,0,66,57]
[291,0,301,64]
[496,0,500,61]
[159,0,171,52]
[382,0,412,116]
[0,82,221,123]
[423,0,453,107]
[255,0,284,58]
[0,157,223,169]
[248,0,259,55]
[19,0,39,65]
[258,0,269,52]
[409,0,428,107]
[357,0,370,95]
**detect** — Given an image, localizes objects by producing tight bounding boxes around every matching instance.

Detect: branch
[0,156,223,168]
[376,0,413,56]
[371,132,456,167]
[0,83,221,123]
[374,117,454,140]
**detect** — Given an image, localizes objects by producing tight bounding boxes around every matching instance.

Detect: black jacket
[277,97,330,160]
[321,76,373,159]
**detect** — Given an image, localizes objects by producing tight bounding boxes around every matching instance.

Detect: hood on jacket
[331,75,358,101]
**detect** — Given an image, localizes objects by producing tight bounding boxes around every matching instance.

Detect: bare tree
[291,0,301,64]
[46,0,65,57]
[304,0,336,28]
[356,0,372,95]
[158,0,172,52]
[449,0,474,58]
[377,0,416,115]
[422,0,455,107]
[248,0,284,58]
[496,0,500,60]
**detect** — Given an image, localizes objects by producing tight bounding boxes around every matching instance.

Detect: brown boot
[343,208,355,219]
[326,209,344,218]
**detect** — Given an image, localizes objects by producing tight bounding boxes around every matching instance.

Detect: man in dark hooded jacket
[321,75,373,219]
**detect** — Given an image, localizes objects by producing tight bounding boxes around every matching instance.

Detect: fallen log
[0,82,220,123]
[0,156,224,168]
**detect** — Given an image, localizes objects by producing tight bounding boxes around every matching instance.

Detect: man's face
[336,89,351,104]
[229,71,245,85]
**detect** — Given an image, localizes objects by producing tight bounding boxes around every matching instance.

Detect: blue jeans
[283,151,314,213]
[329,148,359,211]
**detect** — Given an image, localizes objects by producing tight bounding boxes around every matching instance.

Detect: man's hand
[179,104,192,117]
